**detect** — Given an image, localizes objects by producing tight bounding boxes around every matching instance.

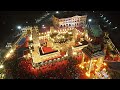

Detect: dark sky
[104,12,120,50]
[0,11,46,43]
[0,11,120,46]
[103,11,120,28]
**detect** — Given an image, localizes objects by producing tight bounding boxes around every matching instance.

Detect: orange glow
[79,64,84,69]
[81,66,84,69]
[93,60,97,62]
[79,64,81,67]
[95,68,99,72]
[103,63,107,66]
[85,72,90,77]
[103,68,106,71]
[87,61,90,63]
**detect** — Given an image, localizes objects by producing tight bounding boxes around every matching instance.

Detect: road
[31,28,42,63]
[3,31,27,62]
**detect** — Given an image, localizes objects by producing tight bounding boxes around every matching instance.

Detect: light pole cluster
[5,48,15,59]
[100,13,118,30]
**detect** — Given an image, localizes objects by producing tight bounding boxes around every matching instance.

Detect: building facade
[52,15,87,29]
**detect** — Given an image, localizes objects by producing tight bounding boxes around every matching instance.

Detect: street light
[29,35,32,41]
[100,15,103,17]
[42,25,46,29]
[17,26,21,29]
[113,27,117,29]
[106,20,109,22]
[88,19,92,22]
[109,22,111,25]
[0,65,4,69]
[103,17,106,20]
[56,11,59,14]
[10,49,14,53]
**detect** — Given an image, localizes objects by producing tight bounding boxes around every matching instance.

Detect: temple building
[81,23,105,77]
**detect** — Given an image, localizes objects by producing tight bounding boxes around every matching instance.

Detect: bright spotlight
[0,65,4,69]
[85,72,90,77]
[88,19,92,22]
[10,49,14,53]
[17,26,21,29]
[29,35,32,41]
[56,11,59,14]
[6,53,10,58]
[73,52,77,55]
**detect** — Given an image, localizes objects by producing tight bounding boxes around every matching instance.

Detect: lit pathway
[31,29,42,63]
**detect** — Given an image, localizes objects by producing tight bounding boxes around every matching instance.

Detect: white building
[52,15,87,29]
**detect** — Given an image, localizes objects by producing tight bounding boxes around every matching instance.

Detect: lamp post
[17,26,22,30]
[88,19,92,22]
[56,11,59,14]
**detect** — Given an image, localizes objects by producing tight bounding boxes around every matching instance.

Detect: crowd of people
[16,48,84,79]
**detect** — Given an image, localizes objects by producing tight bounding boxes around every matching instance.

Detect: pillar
[88,59,93,75]
[81,52,85,64]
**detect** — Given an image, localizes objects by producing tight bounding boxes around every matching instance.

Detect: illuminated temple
[9,14,120,79]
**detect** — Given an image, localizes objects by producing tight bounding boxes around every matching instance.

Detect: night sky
[103,11,120,28]
[0,11,120,48]
[0,11,45,43]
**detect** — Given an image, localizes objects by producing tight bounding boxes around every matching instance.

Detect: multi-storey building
[52,15,87,29]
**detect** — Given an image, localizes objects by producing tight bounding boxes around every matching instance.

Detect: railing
[104,33,120,56]
[32,54,68,68]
